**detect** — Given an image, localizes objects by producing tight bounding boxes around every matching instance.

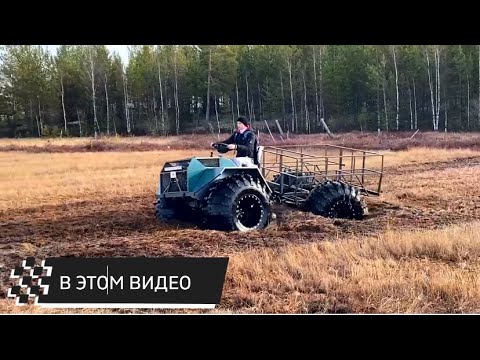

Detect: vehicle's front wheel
[203,175,272,231]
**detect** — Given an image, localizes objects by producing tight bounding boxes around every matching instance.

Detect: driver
[211,116,257,167]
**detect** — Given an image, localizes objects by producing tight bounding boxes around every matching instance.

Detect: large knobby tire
[306,180,367,220]
[203,175,271,232]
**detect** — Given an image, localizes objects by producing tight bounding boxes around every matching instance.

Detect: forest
[0,45,479,138]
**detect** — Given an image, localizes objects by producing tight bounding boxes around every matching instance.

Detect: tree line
[0,45,479,138]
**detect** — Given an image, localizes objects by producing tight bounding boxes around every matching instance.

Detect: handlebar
[211,143,231,154]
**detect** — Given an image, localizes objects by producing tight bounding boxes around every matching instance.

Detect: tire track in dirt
[1,193,478,255]
[2,195,478,299]
[385,156,480,176]
[0,196,164,244]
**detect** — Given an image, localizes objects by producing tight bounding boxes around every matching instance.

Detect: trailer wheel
[306,180,367,220]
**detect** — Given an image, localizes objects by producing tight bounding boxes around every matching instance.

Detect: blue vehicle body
[156,156,272,206]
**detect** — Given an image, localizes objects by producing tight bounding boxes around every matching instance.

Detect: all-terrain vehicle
[155,142,384,231]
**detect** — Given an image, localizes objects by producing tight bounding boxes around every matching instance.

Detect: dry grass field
[1,131,480,313]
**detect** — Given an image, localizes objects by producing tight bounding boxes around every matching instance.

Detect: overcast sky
[46,45,130,64]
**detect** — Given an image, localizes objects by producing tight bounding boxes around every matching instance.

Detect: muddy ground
[2,155,480,302]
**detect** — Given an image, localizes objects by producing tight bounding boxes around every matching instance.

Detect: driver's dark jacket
[220,129,256,158]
